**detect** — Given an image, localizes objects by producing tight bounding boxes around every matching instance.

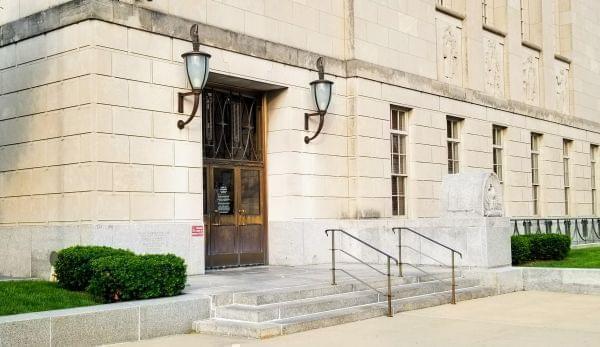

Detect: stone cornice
[1,0,598,133]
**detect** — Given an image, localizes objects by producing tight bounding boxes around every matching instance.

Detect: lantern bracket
[177,91,201,130]
[304,111,325,144]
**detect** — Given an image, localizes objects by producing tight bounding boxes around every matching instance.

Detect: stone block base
[0,223,205,278]
[268,217,511,269]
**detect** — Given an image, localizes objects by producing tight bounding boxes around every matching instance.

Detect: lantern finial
[317,57,324,80]
[191,24,200,51]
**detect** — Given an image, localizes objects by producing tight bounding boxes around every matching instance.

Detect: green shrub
[88,254,186,303]
[55,246,134,291]
[511,234,571,265]
[528,234,571,260]
[511,235,531,265]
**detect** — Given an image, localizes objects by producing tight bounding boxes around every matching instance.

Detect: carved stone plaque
[441,171,504,217]
[484,36,504,98]
[436,15,463,86]
[522,54,539,105]
[555,61,569,114]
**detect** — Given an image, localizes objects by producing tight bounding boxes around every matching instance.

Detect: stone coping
[0,293,210,346]
[0,0,598,134]
[472,266,600,296]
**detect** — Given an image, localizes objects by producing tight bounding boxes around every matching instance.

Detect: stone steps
[194,285,495,339]
[212,272,459,307]
[193,273,493,339]
[213,278,478,322]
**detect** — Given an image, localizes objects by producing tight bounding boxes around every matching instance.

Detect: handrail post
[398,228,403,277]
[331,229,336,285]
[387,257,392,317]
[451,251,456,305]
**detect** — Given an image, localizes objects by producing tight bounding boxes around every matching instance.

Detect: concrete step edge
[194,286,494,338]
[232,274,467,306]
[214,281,481,324]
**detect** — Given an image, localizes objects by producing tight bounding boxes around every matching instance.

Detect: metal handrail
[327,229,399,262]
[325,229,398,317]
[392,227,463,305]
[394,227,463,257]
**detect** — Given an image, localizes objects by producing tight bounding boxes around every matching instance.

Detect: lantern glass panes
[183,52,211,91]
[311,80,333,113]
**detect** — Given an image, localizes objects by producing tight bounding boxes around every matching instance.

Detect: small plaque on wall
[192,225,204,237]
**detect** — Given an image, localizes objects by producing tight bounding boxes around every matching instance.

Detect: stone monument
[437,170,511,268]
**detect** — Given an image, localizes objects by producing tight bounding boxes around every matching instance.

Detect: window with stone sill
[592,144,598,215]
[492,125,505,182]
[390,106,408,216]
[530,133,542,215]
[447,116,462,174]
[563,139,572,215]
[520,0,542,46]
[437,0,466,16]
[482,0,507,32]
[554,0,572,56]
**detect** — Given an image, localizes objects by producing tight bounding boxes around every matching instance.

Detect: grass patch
[0,280,100,316]
[522,246,600,268]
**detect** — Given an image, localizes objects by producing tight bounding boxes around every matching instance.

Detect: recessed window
[492,125,505,182]
[520,0,542,46]
[563,139,572,215]
[437,0,466,15]
[482,0,507,31]
[391,107,408,216]
[447,117,462,174]
[531,133,542,215]
[591,145,598,215]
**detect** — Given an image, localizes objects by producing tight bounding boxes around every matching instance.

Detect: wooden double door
[204,164,265,268]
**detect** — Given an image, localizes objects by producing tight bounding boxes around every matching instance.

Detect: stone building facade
[0,0,598,277]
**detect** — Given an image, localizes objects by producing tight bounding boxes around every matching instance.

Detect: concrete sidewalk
[114,291,600,347]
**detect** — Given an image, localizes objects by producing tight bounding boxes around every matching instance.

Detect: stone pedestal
[436,170,511,268]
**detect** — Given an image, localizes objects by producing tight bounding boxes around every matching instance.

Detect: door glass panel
[213,168,235,215]
[241,169,260,215]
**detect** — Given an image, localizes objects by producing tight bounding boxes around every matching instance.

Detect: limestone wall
[3,1,600,276]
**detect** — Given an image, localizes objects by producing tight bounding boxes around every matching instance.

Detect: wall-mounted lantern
[304,57,334,144]
[177,24,211,129]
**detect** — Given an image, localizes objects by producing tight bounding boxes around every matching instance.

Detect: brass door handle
[238,209,246,226]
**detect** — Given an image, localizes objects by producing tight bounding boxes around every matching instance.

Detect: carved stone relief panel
[522,53,540,105]
[555,61,570,114]
[483,36,504,98]
[483,174,504,217]
[436,15,463,86]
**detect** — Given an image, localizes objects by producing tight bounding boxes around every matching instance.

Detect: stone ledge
[521,267,600,295]
[0,293,211,345]
[469,266,600,297]
[0,0,598,133]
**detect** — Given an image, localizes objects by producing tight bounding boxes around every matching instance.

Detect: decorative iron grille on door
[202,89,262,162]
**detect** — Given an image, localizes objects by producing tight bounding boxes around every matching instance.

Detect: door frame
[202,92,269,269]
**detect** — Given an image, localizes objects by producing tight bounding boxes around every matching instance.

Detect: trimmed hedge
[510,236,531,265]
[529,234,571,260]
[55,246,135,291]
[88,254,186,303]
[511,234,571,265]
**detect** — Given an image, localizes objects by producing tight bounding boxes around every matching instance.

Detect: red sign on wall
[192,225,204,237]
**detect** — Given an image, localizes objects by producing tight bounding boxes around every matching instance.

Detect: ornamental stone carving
[442,26,459,81]
[522,56,539,104]
[440,171,504,217]
[556,65,569,114]
[483,175,503,217]
[484,37,504,97]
